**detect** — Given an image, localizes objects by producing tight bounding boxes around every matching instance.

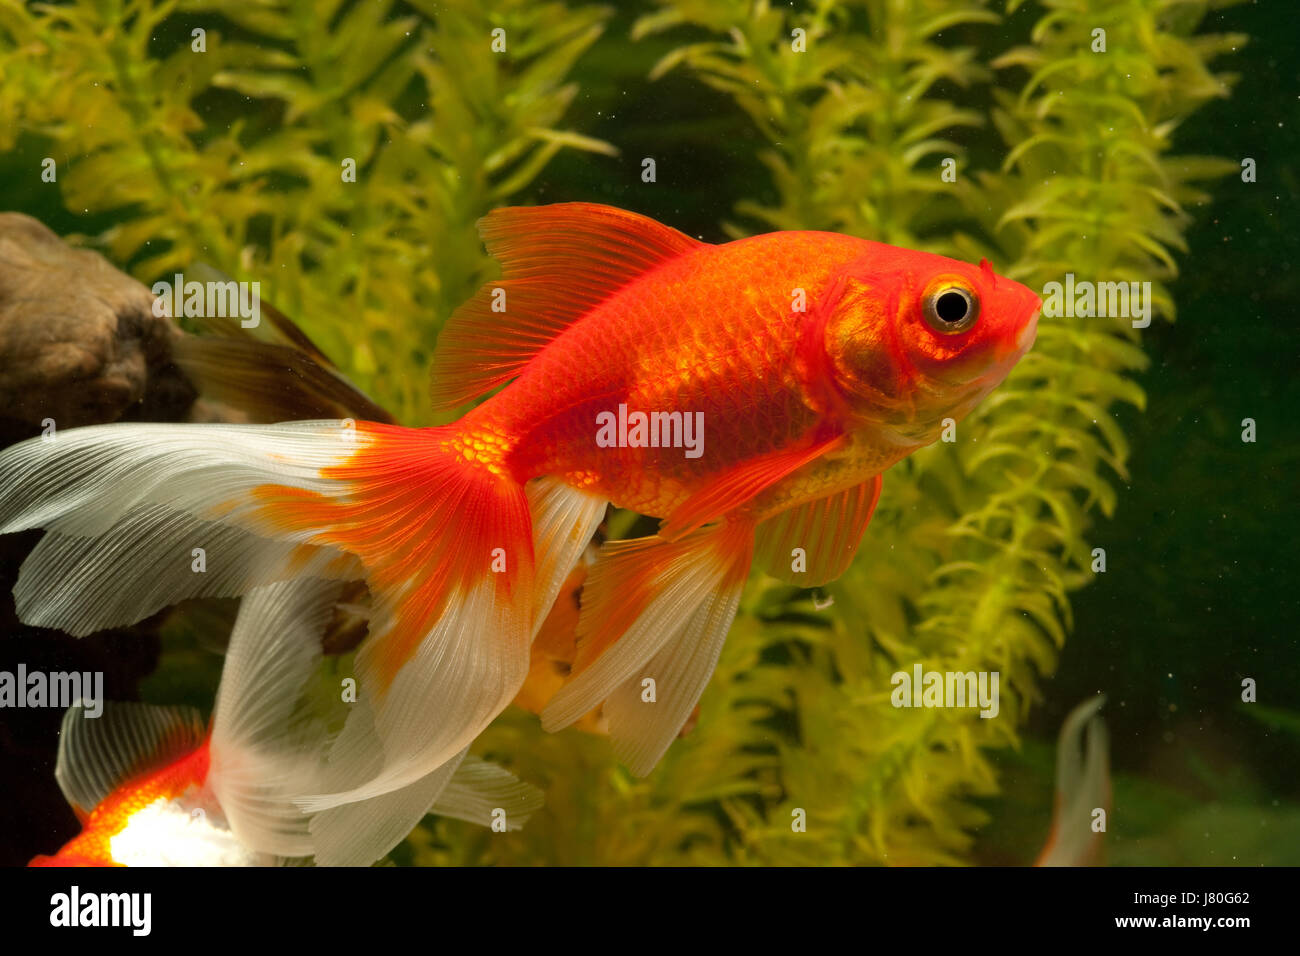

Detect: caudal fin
[212,575,545,866]
[206,577,344,858]
[307,748,545,866]
[292,474,601,864]
[48,577,546,867]
[0,420,602,831]
[245,431,603,812]
[0,421,365,635]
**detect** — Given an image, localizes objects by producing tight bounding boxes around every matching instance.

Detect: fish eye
[922,284,979,334]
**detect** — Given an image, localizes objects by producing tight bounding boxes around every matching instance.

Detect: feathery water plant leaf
[0,0,615,425]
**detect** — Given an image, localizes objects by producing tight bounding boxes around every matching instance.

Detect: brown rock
[0,214,192,864]
[0,213,194,442]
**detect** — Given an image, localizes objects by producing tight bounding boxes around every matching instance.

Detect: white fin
[54,701,206,816]
[16,505,360,636]
[299,573,531,814]
[1037,695,1110,867]
[207,578,345,858]
[308,751,545,866]
[0,421,364,635]
[540,520,753,759]
[54,577,547,867]
[298,479,603,812]
[433,755,545,830]
[5,423,589,839]
[310,750,470,867]
[526,476,608,633]
[601,577,742,775]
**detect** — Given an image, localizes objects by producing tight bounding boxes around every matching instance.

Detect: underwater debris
[1036,696,1110,867]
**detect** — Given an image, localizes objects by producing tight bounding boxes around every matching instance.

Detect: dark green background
[1,0,1294,864]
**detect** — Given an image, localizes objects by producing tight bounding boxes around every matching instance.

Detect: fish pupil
[935,290,970,324]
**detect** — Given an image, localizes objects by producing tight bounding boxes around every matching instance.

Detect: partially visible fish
[30,579,542,867]
[1036,695,1110,867]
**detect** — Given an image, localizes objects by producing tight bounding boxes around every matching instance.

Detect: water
[0,0,1294,868]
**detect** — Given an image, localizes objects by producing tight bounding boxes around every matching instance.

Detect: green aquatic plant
[634,0,998,245]
[0,0,615,424]
[582,0,1246,865]
[0,0,1247,865]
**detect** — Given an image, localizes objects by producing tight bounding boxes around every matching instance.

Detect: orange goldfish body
[0,203,1039,864]
[29,580,542,866]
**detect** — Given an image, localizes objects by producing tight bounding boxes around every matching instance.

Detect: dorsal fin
[430,203,706,410]
[174,262,396,425]
[54,702,206,816]
[185,262,338,369]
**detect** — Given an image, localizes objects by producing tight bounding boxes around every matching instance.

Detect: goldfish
[0,202,1039,865]
[29,579,541,866]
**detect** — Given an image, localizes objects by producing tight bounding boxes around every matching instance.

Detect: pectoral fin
[658,433,845,541]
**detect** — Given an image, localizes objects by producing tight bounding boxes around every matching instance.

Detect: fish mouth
[1015,307,1040,355]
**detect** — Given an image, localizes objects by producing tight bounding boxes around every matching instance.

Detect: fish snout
[1015,307,1040,355]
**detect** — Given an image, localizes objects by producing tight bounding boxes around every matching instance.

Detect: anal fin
[601,572,743,775]
[540,519,755,775]
[753,473,882,586]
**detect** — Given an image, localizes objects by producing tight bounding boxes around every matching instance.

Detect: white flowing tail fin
[296,474,604,812]
[1037,695,1110,867]
[207,576,547,865]
[207,578,343,858]
[0,421,364,636]
[1,422,601,820]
